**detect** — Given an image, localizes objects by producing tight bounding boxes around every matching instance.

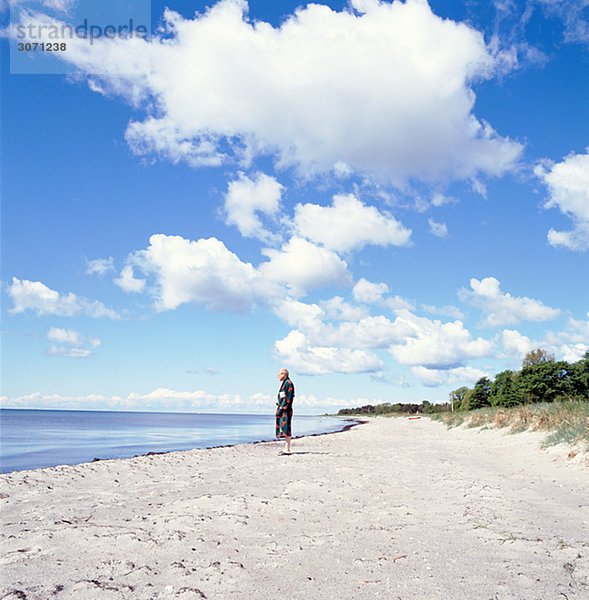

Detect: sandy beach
[1,416,588,599]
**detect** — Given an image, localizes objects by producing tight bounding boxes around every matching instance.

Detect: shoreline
[1,414,361,476]
[125,417,365,464]
[1,417,587,599]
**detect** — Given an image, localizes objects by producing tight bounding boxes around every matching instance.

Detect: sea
[0,409,354,474]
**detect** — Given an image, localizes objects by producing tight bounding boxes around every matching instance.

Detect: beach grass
[430,400,589,450]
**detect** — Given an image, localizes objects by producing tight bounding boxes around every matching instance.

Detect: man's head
[278,368,289,381]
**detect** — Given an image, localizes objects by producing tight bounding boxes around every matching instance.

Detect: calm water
[0,409,354,473]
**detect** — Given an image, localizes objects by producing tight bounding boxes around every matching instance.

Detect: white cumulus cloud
[319,296,369,322]
[274,300,414,351]
[273,330,383,375]
[387,310,494,369]
[459,276,561,327]
[259,237,353,294]
[272,297,493,383]
[558,344,589,362]
[535,148,589,251]
[501,328,536,361]
[353,278,389,304]
[122,233,351,312]
[224,171,283,242]
[114,265,146,293]
[352,277,414,311]
[320,315,414,349]
[293,193,411,252]
[130,234,281,312]
[7,278,119,319]
[31,0,522,185]
[544,312,589,362]
[273,298,324,329]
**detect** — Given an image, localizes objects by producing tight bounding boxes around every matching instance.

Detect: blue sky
[1,0,588,414]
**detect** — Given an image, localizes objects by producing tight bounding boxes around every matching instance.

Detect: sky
[1,0,588,414]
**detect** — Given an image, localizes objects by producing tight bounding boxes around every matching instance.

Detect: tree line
[450,349,589,411]
[338,400,451,416]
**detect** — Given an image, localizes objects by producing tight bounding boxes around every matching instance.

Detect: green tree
[517,360,574,403]
[571,352,589,399]
[466,377,492,409]
[420,400,434,414]
[374,402,392,415]
[490,370,521,407]
[449,386,470,411]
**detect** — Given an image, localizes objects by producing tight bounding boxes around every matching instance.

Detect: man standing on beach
[276,368,295,455]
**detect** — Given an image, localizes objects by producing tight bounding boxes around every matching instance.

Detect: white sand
[1,417,588,600]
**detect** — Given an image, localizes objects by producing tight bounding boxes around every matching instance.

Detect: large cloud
[130,234,282,312]
[273,330,384,375]
[259,237,353,293]
[459,277,561,327]
[7,278,119,319]
[274,297,413,350]
[123,233,351,312]
[535,148,589,251]
[29,0,522,185]
[311,315,414,350]
[272,297,493,377]
[293,193,411,252]
[386,310,494,369]
[501,329,536,362]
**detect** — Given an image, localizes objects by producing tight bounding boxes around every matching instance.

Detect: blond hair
[279,368,289,377]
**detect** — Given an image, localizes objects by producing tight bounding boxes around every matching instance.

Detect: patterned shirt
[277,377,295,411]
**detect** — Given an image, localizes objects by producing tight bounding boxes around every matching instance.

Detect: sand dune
[1,417,587,599]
